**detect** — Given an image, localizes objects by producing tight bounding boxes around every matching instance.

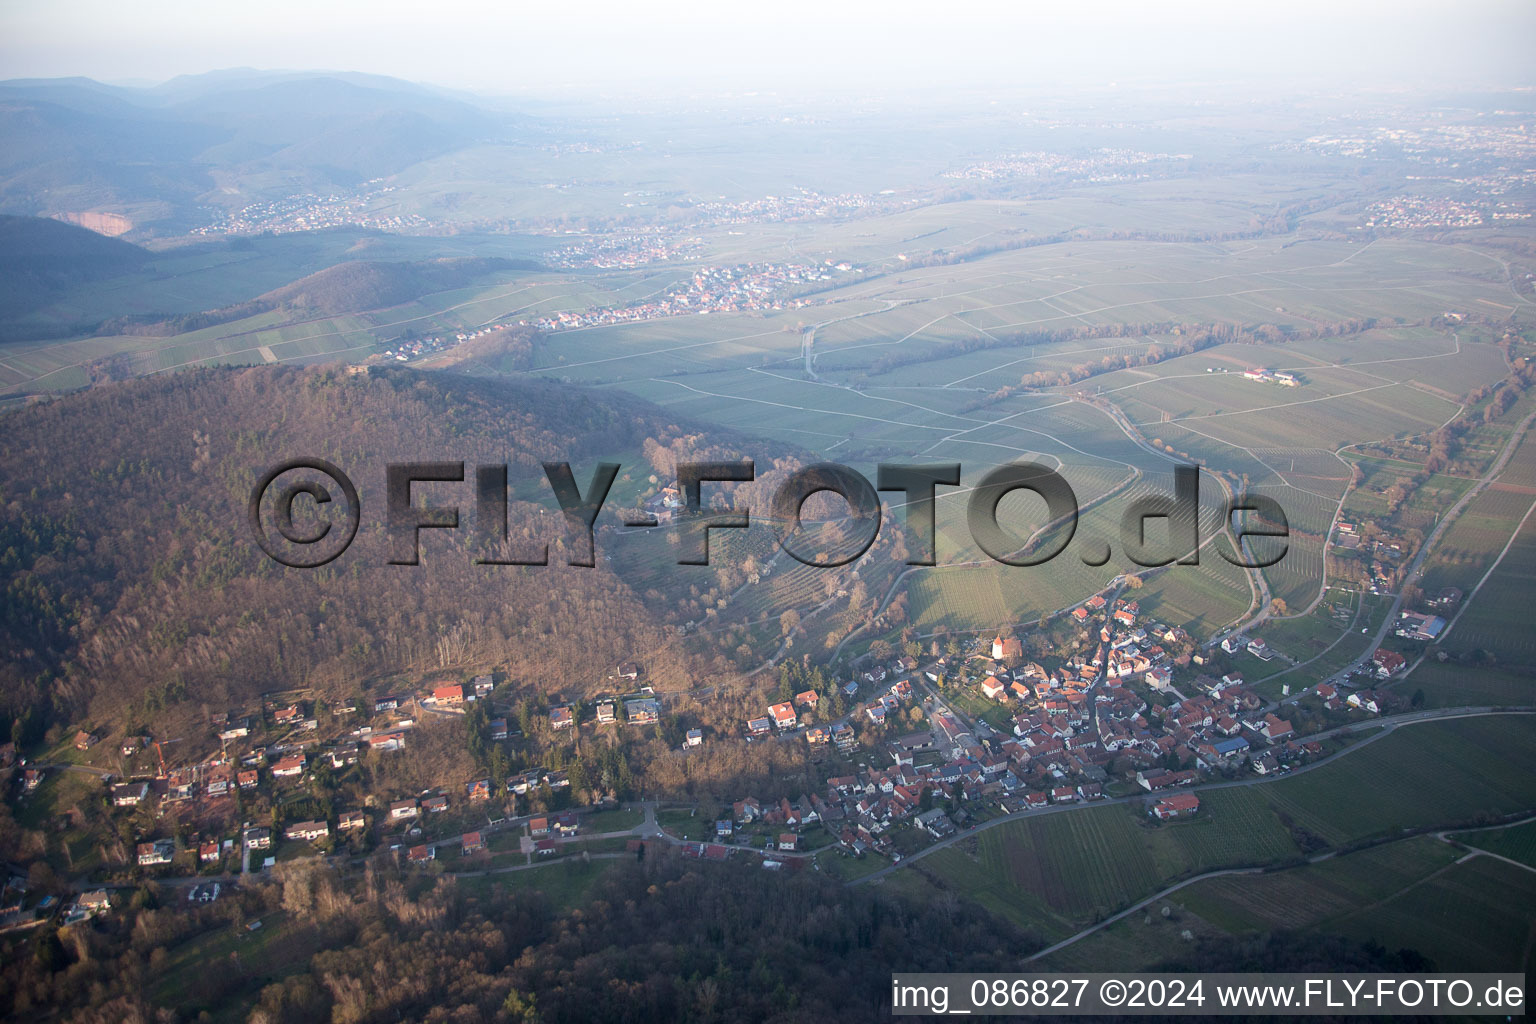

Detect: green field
[898,714,1536,941]
[1044,835,1536,973]
[1442,518,1536,664]
[1257,714,1536,847]
[1451,817,1536,868]
[912,787,1301,939]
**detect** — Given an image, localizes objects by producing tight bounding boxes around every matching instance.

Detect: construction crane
[150,737,183,779]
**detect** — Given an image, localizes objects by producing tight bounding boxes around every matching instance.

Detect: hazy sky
[2,0,1533,97]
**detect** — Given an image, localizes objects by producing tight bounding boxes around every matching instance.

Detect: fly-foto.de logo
[249,458,1289,571]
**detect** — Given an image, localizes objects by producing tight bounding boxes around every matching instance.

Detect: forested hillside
[0,216,151,330]
[0,365,772,745]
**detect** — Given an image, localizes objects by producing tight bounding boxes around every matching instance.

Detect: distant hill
[0,215,152,327]
[0,72,525,234]
[99,255,542,337]
[261,257,534,316]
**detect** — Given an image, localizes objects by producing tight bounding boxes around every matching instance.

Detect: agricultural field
[1180,836,1461,934]
[914,788,1301,937]
[1043,835,1536,974]
[1256,714,1536,846]
[1402,660,1534,710]
[1441,520,1536,663]
[907,714,1535,941]
[1450,817,1536,868]
[1331,854,1536,971]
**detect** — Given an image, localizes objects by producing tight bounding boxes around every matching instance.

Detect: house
[1151,793,1200,820]
[1348,690,1386,714]
[596,702,616,724]
[1071,607,1090,623]
[747,717,772,736]
[112,781,150,807]
[423,794,449,814]
[1372,649,1407,677]
[1050,786,1078,804]
[77,890,111,916]
[374,696,401,713]
[777,833,799,852]
[768,702,798,730]
[136,839,174,866]
[407,845,434,863]
[490,718,508,741]
[21,768,42,791]
[243,827,272,850]
[533,839,558,856]
[1246,638,1269,658]
[916,808,955,838]
[616,661,641,681]
[74,729,99,751]
[273,705,303,727]
[981,678,1009,700]
[466,778,491,801]
[686,728,703,747]
[339,811,366,831]
[368,733,405,753]
[529,816,551,837]
[1210,736,1250,760]
[208,770,237,798]
[625,698,661,725]
[389,799,420,820]
[285,820,330,842]
[271,754,306,779]
[1259,715,1294,742]
[1220,635,1246,655]
[716,819,734,838]
[865,705,887,725]
[549,705,574,730]
[432,684,464,705]
[462,832,485,855]
[471,675,495,698]
[832,722,857,752]
[1252,753,1281,775]
[805,726,829,746]
[199,841,221,863]
[794,690,819,710]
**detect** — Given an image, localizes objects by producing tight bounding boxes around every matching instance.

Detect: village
[191,180,431,236]
[522,260,854,333]
[2,575,1444,934]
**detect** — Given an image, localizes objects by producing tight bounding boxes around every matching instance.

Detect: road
[1319,406,1536,688]
[1095,397,1272,637]
[1030,809,1536,963]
